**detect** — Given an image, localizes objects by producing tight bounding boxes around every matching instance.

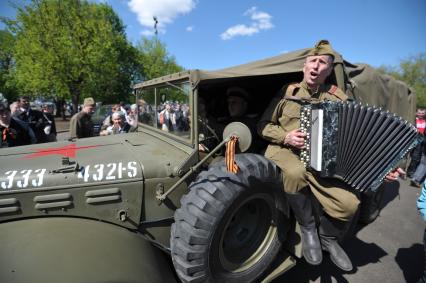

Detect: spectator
[159,103,175,132]
[100,111,136,135]
[126,104,139,128]
[101,104,121,131]
[174,103,189,132]
[408,108,426,178]
[17,96,49,143]
[42,103,57,142]
[417,183,426,283]
[9,102,21,116]
[138,99,154,126]
[410,140,426,188]
[119,101,129,121]
[0,102,36,148]
[69,97,96,139]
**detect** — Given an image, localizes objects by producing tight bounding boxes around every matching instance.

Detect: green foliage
[0,29,19,101]
[136,37,183,81]
[4,0,140,108]
[378,53,426,108]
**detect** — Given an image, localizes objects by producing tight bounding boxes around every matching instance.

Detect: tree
[136,37,183,81]
[4,0,139,112]
[0,29,19,102]
[378,53,426,108]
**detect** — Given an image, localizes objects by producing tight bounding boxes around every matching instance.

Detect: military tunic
[259,81,360,221]
[69,111,94,139]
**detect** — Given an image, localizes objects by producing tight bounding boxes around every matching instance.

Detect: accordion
[300,101,422,192]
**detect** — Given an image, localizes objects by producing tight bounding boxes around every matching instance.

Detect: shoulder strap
[327,85,348,101]
[283,83,320,104]
[283,83,301,98]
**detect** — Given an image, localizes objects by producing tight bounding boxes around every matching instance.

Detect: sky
[1,0,425,71]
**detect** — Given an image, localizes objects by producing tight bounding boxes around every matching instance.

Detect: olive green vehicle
[0,47,415,283]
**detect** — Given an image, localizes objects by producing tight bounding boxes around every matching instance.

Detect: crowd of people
[156,101,190,133]
[0,96,57,148]
[69,98,138,139]
[0,96,142,148]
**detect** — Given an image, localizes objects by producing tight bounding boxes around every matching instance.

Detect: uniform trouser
[266,146,360,221]
[408,143,423,175]
[413,153,426,183]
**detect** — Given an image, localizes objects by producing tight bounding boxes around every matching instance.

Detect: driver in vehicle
[218,87,266,153]
[258,40,404,271]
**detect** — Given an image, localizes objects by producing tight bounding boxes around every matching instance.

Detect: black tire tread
[171,153,282,283]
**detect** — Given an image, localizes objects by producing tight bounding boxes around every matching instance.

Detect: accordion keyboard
[299,101,422,192]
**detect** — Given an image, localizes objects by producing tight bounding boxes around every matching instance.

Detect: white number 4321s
[78,161,138,183]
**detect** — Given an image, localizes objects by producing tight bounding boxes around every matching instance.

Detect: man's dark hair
[0,102,9,112]
[19,96,30,101]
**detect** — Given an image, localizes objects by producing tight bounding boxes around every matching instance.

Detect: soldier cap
[307,40,335,59]
[83,97,95,107]
[226,87,251,102]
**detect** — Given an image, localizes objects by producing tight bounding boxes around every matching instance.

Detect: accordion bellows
[300,101,422,192]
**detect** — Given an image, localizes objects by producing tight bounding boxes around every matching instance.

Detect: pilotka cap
[307,40,335,58]
[83,97,95,106]
[226,87,251,102]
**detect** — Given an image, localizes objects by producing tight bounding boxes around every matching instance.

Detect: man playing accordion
[258,40,403,271]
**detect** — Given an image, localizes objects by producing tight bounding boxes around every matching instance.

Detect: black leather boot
[319,214,353,271]
[286,188,322,265]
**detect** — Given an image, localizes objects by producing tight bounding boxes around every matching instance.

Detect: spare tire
[171,154,284,283]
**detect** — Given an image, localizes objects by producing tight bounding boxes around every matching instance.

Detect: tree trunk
[69,81,82,115]
[71,94,79,115]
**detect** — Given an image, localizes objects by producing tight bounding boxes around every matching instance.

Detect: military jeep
[0,47,415,283]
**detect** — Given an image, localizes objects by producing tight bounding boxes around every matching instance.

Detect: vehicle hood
[0,132,191,191]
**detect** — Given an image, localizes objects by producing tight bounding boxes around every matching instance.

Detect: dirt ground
[54,118,70,133]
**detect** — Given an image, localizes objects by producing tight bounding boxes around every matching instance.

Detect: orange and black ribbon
[225,136,240,174]
[2,128,15,141]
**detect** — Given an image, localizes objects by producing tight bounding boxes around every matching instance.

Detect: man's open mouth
[310,71,318,79]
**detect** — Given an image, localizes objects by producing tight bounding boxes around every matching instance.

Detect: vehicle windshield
[137,81,191,141]
[93,104,113,119]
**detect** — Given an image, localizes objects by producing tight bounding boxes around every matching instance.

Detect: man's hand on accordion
[283,128,307,149]
[385,167,406,182]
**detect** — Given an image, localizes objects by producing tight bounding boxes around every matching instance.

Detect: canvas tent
[136,47,415,122]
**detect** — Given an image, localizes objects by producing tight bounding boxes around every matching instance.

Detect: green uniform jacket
[69,111,94,139]
[258,81,360,221]
[259,80,347,145]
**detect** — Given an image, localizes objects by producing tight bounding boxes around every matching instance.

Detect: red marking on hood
[19,143,99,159]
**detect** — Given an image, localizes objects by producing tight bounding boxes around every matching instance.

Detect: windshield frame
[135,78,194,148]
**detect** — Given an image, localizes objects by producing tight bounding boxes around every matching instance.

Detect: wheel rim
[218,193,277,273]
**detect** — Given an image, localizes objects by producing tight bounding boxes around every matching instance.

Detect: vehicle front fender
[0,217,177,283]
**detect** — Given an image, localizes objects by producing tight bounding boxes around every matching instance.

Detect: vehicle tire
[358,184,385,225]
[171,153,284,283]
